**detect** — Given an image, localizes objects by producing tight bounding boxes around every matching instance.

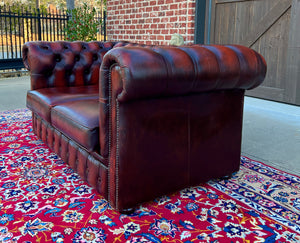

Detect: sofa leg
[120,208,135,215]
[221,174,233,180]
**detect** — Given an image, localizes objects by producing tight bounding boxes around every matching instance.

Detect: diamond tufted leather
[22,41,130,90]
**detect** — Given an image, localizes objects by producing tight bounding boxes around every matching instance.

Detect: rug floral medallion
[0,109,299,242]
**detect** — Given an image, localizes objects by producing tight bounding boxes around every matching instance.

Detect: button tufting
[75,55,80,61]
[93,54,98,61]
[55,55,61,62]
[45,70,52,76]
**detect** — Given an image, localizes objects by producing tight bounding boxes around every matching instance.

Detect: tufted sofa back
[22,41,130,90]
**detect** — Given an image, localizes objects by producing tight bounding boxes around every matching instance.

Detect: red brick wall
[106,0,196,45]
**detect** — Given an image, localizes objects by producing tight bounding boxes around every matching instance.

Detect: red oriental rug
[0,109,299,243]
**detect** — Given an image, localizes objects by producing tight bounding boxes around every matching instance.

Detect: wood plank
[251,8,291,102]
[251,0,276,27]
[234,1,253,44]
[214,2,221,44]
[285,0,300,105]
[241,0,291,47]
[219,3,232,44]
[204,0,210,44]
[216,0,249,3]
[250,0,265,62]
[251,0,279,56]
[260,9,290,89]
[246,86,284,102]
[228,2,237,43]
[233,1,243,44]
[275,9,290,90]
[209,0,217,44]
[215,2,226,44]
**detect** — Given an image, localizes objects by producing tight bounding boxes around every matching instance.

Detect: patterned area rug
[0,109,299,242]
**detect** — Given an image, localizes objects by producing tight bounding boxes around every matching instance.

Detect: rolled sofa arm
[99,44,266,158]
[100,44,267,102]
[22,41,116,90]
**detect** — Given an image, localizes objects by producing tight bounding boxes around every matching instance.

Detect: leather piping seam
[107,63,119,210]
[116,100,120,211]
[107,64,113,207]
[187,109,191,185]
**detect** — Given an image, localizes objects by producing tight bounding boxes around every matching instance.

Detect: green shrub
[65,3,102,41]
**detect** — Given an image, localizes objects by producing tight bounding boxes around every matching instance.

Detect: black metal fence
[0,5,106,70]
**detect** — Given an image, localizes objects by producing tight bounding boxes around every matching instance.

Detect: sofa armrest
[100,45,266,102]
[22,41,116,90]
[99,44,267,158]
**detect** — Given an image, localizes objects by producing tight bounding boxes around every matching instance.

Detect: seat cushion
[51,99,99,152]
[27,85,99,122]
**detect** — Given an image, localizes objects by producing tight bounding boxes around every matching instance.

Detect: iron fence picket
[0,5,106,70]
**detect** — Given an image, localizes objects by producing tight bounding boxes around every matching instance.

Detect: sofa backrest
[22,41,130,90]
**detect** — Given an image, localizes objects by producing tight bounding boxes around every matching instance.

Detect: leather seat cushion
[27,85,99,122]
[51,99,100,152]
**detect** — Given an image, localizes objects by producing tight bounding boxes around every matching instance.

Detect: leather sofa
[22,41,267,213]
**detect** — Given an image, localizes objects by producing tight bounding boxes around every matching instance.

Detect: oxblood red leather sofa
[22,41,267,213]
